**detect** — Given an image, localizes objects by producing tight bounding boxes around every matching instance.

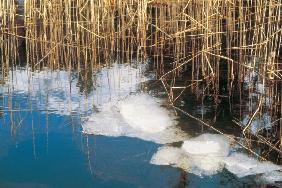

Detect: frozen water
[82,93,189,144]
[151,134,282,178]
[150,146,187,166]
[151,134,228,176]
[182,134,230,156]
[224,153,281,178]
[150,146,226,176]
[119,94,175,133]
[259,171,282,184]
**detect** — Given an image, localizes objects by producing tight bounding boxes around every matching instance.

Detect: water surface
[0,62,280,188]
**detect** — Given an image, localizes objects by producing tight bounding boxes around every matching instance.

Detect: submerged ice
[151,134,281,179]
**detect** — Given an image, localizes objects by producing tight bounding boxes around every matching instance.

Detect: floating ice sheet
[119,94,174,133]
[224,153,281,178]
[151,134,281,178]
[151,134,228,176]
[150,145,226,176]
[182,134,230,156]
[259,171,282,185]
[82,93,189,144]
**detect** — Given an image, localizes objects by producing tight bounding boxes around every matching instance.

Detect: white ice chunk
[150,146,186,166]
[187,155,226,176]
[260,171,282,184]
[182,134,230,157]
[150,144,226,176]
[82,104,129,137]
[119,94,175,133]
[151,134,282,178]
[224,153,281,178]
[82,93,189,144]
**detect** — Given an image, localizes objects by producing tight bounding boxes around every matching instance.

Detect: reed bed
[0,0,282,159]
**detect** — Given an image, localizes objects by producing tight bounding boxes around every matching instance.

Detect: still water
[0,61,281,188]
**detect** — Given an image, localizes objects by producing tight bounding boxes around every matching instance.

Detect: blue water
[0,115,242,188]
[0,67,267,188]
[0,96,178,187]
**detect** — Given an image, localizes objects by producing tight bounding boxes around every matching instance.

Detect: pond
[0,60,281,188]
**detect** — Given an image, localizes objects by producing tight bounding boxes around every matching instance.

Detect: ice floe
[224,153,281,178]
[151,134,281,178]
[82,93,189,144]
[119,94,175,133]
[259,171,282,185]
[182,134,230,156]
[151,134,229,176]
